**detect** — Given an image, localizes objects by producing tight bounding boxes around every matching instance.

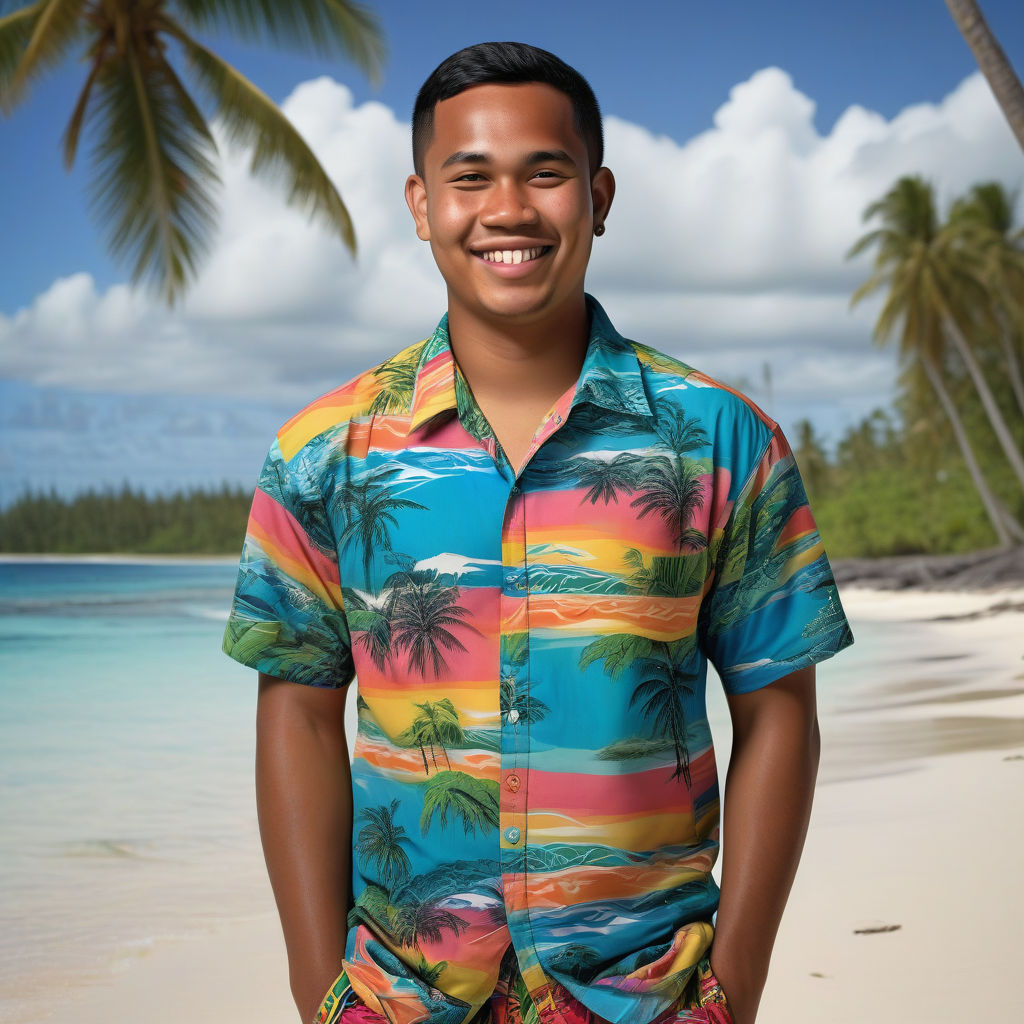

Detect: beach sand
[27,584,1024,1024]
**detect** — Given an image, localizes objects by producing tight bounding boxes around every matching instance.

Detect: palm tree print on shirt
[419,771,500,836]
[400,697,464,774]
[338,468,428,590]
[355,797,414,888]
[345,569,479,678]
[579,634,700,786]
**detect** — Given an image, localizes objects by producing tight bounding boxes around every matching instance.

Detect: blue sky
[1,0,1023,507]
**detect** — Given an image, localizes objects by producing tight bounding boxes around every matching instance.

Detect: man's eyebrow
[525,149,575,165]
[439,149,578,169]
[441,150,488,169]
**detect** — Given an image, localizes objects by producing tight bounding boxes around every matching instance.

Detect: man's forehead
[426,82,582,157]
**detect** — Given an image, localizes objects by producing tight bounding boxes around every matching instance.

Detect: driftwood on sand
[830,545,1024,592]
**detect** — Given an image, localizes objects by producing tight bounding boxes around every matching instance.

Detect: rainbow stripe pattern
[223,295,853,1024]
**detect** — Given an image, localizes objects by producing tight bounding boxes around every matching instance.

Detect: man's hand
[709,665,821,1024]
[256,672,353,1023]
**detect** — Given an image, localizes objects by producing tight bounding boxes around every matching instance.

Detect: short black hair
[411,41,603,177]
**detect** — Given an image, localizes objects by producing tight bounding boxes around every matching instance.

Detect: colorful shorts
[314,953,734,1024]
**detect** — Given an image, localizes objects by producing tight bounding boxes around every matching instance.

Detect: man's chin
[452,285,565,325]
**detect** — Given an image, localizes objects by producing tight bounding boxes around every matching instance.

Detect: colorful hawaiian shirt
[222,294,854,1024]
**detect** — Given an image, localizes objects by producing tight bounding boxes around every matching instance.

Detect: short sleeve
[699,423,854,694]
[221,435,354,689]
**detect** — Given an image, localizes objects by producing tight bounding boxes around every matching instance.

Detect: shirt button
[506,774,520,791]
[511,483,520,494]
[505,826,521,844]
[507,709,520,724]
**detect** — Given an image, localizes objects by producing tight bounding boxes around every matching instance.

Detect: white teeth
[480,247,545,263]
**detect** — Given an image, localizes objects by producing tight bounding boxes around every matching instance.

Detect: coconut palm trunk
[935,295,1024,489]
[919,353,1013,547]
[993,305,1024,419]
[945,0,1024,153]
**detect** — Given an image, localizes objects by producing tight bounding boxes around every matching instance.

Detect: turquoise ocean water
[0,558,270,1016]
[0,558,888,1017]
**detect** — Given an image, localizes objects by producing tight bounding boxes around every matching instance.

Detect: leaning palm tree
[0,1,385,307]
[945,0,1024,152]
[947,181,1024,419]
[399,697,464,775]
[847,175,1022,547]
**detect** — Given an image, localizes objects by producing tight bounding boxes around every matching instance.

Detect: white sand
[19,585,1024,1024]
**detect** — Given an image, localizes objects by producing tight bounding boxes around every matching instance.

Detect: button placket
[499,479,530,914]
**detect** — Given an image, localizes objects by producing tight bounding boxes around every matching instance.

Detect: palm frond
[85,39,221,306]
[163,21,357,255]
[1,0,86,114]
[172,0,385,85]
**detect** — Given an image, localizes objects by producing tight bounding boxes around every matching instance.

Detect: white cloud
[1,68,1021,438]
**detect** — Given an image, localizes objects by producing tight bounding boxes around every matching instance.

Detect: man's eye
[454,173,485,182]
[532,170,562,180]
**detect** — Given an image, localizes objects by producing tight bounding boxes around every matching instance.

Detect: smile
[475,246,552,265]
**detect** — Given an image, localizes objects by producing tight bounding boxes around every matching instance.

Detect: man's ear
[591,166,615,229]
[405,174,430,241]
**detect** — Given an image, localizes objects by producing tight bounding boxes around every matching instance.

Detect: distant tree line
[0,482,252,554]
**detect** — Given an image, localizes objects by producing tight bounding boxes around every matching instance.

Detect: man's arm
[709,665,821,1024]
[256,672,353,1024]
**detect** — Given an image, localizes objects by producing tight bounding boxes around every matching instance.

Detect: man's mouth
[474,246,552,265]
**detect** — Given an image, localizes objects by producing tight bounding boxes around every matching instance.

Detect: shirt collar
[400,293,653,437]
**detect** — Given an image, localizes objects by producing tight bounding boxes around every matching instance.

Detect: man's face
[405,82,614,327]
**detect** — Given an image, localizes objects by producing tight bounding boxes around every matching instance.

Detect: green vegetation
[0,481,251,554]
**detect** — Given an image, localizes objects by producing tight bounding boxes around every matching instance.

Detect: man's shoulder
[273,335,431,463]
[628,338,778,444]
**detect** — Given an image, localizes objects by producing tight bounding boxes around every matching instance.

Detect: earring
[594,224,605,236]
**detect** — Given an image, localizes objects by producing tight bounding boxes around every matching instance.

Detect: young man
[222,42,854,1024]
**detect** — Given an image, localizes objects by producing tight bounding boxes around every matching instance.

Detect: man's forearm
[710,673,821,1024]
[256,677,353,1023]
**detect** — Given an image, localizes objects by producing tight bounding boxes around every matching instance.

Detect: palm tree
[847,175,1021,547]
[628,643,699,785]
[947,181,1024,419]
[337,469,427,590]
[388,893,469,949]
[399,696,464,774]
[650,402,710,458]
[945,0,1024,152]
[568,452,641,504]
[419,769,500,836]
[386,569,479,677]
[0,1,385,307]
[630,455,708,552]
[354,797,413,888]
[578,632,699,785]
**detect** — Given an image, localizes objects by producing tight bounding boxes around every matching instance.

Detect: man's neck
[445,295,591,408]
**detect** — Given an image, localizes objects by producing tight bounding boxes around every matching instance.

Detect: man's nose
[480,179,540,227]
